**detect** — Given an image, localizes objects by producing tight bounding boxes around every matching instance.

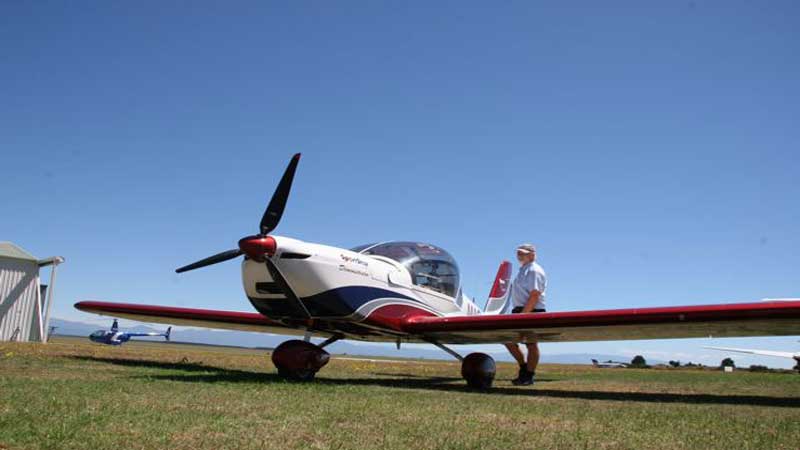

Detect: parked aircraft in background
[591,359,629,368]
[89,319,171,346]
[75,154,800,389]
[704,345,800,370]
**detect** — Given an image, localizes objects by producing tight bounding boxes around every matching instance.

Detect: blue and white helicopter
[88,319,171,346]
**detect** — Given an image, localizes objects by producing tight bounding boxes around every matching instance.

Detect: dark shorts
[511,307,546,314]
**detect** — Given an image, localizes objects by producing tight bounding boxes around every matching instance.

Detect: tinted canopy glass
[354,242,460,297]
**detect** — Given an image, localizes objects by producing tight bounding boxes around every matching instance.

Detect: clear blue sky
[2,2,799,367]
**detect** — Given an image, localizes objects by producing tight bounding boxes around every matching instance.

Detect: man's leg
[504,343,526,366]
[525,342,540,373]
[505,343,528,383]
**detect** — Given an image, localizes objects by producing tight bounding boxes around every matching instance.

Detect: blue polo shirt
[510,261,547,310]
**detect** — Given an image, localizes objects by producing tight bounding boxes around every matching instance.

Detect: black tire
[276,366,316,382]
[465,377,493,390]
[461,352,496,390]
[294,369,316,382]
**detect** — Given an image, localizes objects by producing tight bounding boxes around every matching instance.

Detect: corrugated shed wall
[0,258,40,342]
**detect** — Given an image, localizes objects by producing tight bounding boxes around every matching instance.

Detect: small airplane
[75,154,800,388]
[88,319,171,346]
[704,345,800,371]
[591,359,629,368]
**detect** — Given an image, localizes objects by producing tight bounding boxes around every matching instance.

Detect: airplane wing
[74,301,310,337]
[703,346,798,359]
[402,300,800,344]
[77,300,800,345]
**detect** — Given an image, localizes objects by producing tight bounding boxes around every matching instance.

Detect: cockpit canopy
[352,242,460,298]
[90,330,106,338]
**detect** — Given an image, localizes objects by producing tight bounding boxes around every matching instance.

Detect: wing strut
[318,334,343,349]
[425,339,464,361]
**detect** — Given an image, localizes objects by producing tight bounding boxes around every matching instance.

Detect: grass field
[2,337,799,450]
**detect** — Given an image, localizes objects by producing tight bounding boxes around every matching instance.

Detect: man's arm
[521,290,541,313]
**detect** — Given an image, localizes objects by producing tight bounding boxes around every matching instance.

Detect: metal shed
[0,242,64,342]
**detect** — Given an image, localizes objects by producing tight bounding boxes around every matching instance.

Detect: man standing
[504,243,547,386]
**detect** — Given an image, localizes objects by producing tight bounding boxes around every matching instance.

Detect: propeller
[175,153,301,274]
[260,152,301,235]
[174,249,244,273]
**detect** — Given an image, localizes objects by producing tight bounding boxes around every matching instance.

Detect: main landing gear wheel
[461,352,496,390]
[271,339,331,382]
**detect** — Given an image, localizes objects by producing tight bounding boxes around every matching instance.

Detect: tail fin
[592,359,599,366]
[111,319,119,332]
[483,261,512,314]
[164,327,172,341]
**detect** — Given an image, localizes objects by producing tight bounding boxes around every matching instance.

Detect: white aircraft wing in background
[704,346,799,360]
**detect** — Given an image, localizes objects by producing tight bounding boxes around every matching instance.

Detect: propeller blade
[260,153,301,235]
[265,258,310,318]
[175,249,243,273]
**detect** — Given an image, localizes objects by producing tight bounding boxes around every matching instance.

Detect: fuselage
[89,330,132,345]
[242,236,484,342]
[592,360,628,368]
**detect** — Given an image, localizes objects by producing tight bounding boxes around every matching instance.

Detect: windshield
[354,241,460,297]
[90,330,106,338]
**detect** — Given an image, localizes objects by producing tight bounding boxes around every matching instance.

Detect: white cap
[516,243,536,254]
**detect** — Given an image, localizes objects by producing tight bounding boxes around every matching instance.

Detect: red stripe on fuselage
[362,304,437,331]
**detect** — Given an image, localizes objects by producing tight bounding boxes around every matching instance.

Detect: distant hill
[51,317,655,364]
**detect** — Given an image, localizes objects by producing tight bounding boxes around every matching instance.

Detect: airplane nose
[238,235,277,262]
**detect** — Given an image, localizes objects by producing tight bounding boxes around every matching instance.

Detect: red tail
[484,261,512,313]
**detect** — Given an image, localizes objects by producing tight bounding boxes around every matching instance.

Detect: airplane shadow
[70,355,231,373]
[71,356,800,408]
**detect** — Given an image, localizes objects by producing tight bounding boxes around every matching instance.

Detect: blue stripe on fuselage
[299,286,418,317]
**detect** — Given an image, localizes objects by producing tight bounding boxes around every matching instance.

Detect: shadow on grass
[69,356,233,373]
[72,356,800,408]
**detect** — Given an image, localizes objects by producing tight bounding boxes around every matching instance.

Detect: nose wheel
[271,339,331,381]
[271,335,342,381]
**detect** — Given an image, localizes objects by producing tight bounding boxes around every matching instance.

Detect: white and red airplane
[75,154,800,388]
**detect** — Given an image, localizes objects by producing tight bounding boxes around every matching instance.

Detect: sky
[2,1,799,368]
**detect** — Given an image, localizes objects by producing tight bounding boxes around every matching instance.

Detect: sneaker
[512,369,535,386]
[511,364,526,384]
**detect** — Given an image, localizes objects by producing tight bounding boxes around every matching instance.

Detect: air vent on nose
[280,252,311,259]
[256,282,285,295]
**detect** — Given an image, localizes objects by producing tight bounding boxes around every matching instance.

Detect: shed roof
[0,242,38,262]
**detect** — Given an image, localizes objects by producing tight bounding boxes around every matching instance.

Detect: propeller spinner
[175,153,300,273]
